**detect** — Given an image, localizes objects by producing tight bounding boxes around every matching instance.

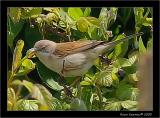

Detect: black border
[1,0,159,117]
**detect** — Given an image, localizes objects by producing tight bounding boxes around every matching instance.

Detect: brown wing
[54,40,104,57]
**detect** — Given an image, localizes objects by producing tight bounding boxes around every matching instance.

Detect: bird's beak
[27,48,37,58]
[29,48,38,53]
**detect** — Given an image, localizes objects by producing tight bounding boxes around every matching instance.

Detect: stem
[8,55,28,85]
[96,85,103,110]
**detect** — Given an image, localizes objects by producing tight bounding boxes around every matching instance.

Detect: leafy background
[7,7,152,111]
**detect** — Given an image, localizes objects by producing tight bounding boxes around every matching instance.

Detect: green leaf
[84,8,91,17]
[128,73,139,82]
[134,8,144,29]
[77,17,100,32]
[8,87,16,105]
[88,25,101,39]
[31,84,62,110]
[99,8,117,30]
[105,101,121,111]
[80,81,91,86]
[95,70,113,87]
[139,36,146,54]
[113,58,132,68]
[116,82,139,100]
[68,8,83,20]
[142,18,152,26]
[121,100,137,110]
[81,87,92,110]
[59,9,76,30]
[70,98,87,111]
[119,8,132,27]
[8,7,21,23]
[80,77,92,86]
[21,8,42,19]
[111,72,119,87]
[16,59,35,76]
[12,40,24,74]
[112,34,129,59]
[31,84,52,105]
[7,16,24,50]
[147,38,153,50]
[128,51,139,65]
[12,79,22,86]
[36,61,63,91]
[46,79,64,91]
[121,65,137,75]
[46,13,59,23]
[15,99,39,111]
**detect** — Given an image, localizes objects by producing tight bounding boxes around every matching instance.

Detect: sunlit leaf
[80,81,91,86]
[8,7,21,23]
[12,40,24,74]
[112,34,129,59]
[59,9,77,30]
[15,99,39,111]
[7,87,16,107]
[7,101,13,111]
[95,70,113,87]
[12,79,22,86]
[46,79,64,91]
[68,8,83,20]
[77,17,100,32]
[128,51,139,65]
[142,18,152,26]
[21,8,42,19]
[121,100,137,110]
[88,25,101,39]
[139,36,146,54]
[128,73,139,82]
[84,8,91,17]
[113,58,132,68]
[105,101,121,111]
[99,8,117,29]
[134,8,144,31]
[16,59,35,76]
[46,13,59,23]
[111,72,119,87]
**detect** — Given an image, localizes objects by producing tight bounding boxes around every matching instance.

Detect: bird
[30,32,143,78]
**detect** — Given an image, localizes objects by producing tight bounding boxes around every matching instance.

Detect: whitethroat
[30,32,143,78]
[29,32,143,97]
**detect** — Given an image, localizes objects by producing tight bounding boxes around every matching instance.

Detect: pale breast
[36,51,64,74]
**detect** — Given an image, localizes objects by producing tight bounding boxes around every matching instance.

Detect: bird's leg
[61,60,65,75]
[70,76,81,87]
[59,75,73,98]
[59,60,73,98]
[99,54,112,65]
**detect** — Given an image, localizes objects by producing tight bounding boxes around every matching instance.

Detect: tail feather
[104,32,144,49]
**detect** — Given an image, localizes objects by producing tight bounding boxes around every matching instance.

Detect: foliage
[7,7,152,111]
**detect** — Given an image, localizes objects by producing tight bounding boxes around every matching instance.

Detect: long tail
[104,32,144,49]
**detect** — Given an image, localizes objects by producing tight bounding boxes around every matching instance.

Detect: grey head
[33,40,57,53]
